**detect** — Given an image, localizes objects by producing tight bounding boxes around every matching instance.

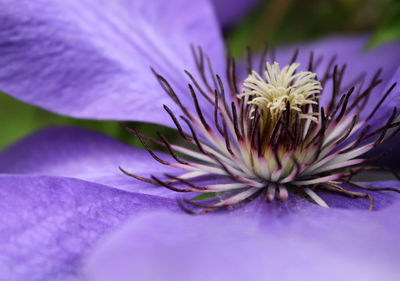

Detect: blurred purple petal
[211,0,261,27]
[84,195,400,281]
[273,35,400,128]
[0,0,224,126]
[0,127,178,197]
[0,175,177,281]
[275,35,400,87]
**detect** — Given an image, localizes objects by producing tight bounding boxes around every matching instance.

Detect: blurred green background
[0,0,399,151]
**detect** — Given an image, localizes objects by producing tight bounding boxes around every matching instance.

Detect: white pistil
[267,185,276,201]
[304,187,329,208]
[278,185,289,201]
[215,187,260,207]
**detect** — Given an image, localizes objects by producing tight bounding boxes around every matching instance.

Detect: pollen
[240,62,322,136]
[122,45,400,214]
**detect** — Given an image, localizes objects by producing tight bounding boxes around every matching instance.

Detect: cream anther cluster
[240,62,322,122]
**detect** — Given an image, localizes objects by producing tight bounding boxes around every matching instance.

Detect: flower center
[122,46,400,214]
[239,62,322,138]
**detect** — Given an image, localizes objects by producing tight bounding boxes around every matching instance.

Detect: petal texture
[0,127,178,197]
[0,0,224,126]
[0,175,177,281]
[84,197,400,281]
[211,0,260,27]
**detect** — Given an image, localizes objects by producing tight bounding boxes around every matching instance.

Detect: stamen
[123,45,400,214]
[266,185,276,201]
[304,187,329,208]
[240,62,322,138]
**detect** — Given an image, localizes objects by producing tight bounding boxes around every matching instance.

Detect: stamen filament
[122,46,400,214]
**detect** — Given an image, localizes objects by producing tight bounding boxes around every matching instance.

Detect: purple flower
[1,0,400,280]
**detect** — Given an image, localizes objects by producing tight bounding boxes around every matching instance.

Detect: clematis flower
[1,0,400,280]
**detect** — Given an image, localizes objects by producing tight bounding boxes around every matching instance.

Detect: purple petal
[0,0,224,126]
[368,63,400,131]
[368,64,400,169]
[273,35,400,128]
[84,194,400,281]
[0,174,177,281]
[6,125,399,211]
[3,126,396,208]
[0,127,178,197]
[319,181,400,210]
[273,36,400,158]
[211,0,261,27]
[275,35,400,89]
